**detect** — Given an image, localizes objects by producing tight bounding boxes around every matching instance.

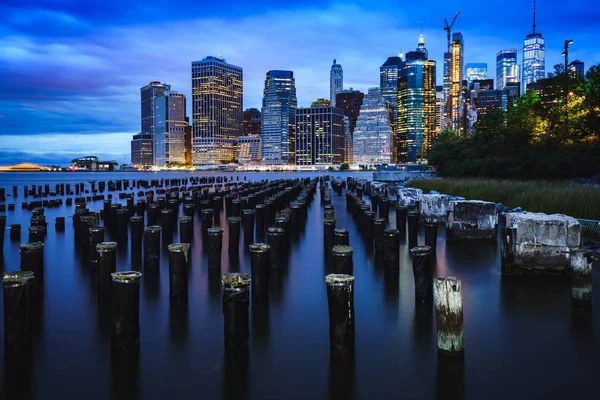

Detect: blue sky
[1,0,598,166]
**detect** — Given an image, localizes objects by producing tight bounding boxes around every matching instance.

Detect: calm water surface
[0,172,598,400]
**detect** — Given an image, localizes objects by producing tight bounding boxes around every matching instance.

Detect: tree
[340,163,350,171]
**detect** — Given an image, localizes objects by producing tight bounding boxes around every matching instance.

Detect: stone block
[501,212,581,274]
[420,194,450,223]
[447,200,497,240]
[397,188,422,209]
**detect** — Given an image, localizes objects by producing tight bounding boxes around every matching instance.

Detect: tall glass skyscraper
[261,70,297,165]
[295,104,345,165]
[330,59,343,107]
[154,91,188,167]
[140,81,170,165]
[522,0,545,93]
[352,88,392,164]
[465,63,488,86]
[380,56,404,114]
[450,32,464,133]
[397,36,436,162]
[497,49,520,91]
[191,56,243,166]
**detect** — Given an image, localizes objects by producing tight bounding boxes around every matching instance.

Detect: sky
[1,0,598,166]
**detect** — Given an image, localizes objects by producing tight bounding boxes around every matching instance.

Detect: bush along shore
[408,178,600,221]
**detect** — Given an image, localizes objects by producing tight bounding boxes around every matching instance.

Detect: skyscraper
[261,70,297,165]
[130,133,153,167]
[154,91,188,167]
[140,81,171,164]
[571,60,585,78]
[397,35,437,162]
[435,86,445,136]
[191,56,243,166]
[497,49,520,91]
[335,89,365,164]
[522,0,545,93]
[330,60,343,107]
[295,104,345,165]
[380,56,404,112]
[243,108,262,137]
[465,63,488,86]
[450,32,464,133]
[352,88,393,164]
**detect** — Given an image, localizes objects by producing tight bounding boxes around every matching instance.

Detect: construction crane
[443,12,460,49]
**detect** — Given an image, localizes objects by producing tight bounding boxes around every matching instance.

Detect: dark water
[0,172,598,400]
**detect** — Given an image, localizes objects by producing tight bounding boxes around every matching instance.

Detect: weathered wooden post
[144,226,161,269]
[97,242,117,297]
[382,229,400,270]
[28,226,45,243]
[89,226,106,264]
[0,215,6,253]
[55,216,65,231]
[411,245,433,302]
[3,271,34,355]
[179,216,193,245]
[266,227,285,268]
[111,271,142,353]
[10,224,21,241]
[228,216,241,253]
[433,277,464,355]
[160,209,173,246]
[333,228,349,246]
[20,242,44,294]
[324,218,336,253]
[332,245,354,275]
[249,243,270,302]
[407,210,419,246]
[424,221,438,253]
[208,227,224,269]
[130,216,144,256]
[326,274,355,351]
[373,218,386,253]
[222,273,251,349]
[168,243,190,302]
[570,250,593,305]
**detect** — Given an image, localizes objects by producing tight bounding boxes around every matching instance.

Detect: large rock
[501,212,581,274]
[447,200,497,240]
[420,194,451,223]
[397,188,422,209]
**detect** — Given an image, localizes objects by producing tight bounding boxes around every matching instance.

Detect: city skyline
[0,0,598,165]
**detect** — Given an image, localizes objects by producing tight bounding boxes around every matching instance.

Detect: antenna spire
[533,0,536,35]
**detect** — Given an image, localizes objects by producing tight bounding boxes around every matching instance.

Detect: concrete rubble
[447,200,498,240]
[420,194,451,223]
[397,188,422,209]
[501,212,581,274]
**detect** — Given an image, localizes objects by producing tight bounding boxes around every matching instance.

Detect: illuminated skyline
[0,0,597,164]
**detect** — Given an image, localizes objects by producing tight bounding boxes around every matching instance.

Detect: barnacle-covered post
[143,226,160,269]
[3,271,34,355]
[168,243,190,302]
[249,243,270,302]
[222,273,251,349]
[411,245,433,302]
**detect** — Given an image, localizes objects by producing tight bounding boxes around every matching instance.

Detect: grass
[409,178,600,221]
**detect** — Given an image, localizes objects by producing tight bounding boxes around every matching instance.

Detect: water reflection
[110,350,140,400]
[4,352,33,400]
[251,302,270,348]
[169,301,189,350]
[222,349,249,400]
[436,355,465,400]
[328,350,355,400]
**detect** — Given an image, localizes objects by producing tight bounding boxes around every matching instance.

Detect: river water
[0,172,597,399]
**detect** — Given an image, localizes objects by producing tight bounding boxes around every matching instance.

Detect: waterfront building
[131,133,153,167]
[236,136,261,165]
[330,59,343,106]
[295,104,345,165]
[154,91,188,167]
[397,36,437,162]
[465,63,487,86]
[243,108,262,137]
[522,0,545,93]
[261,70,297,165]
[380,56,404,113]
[335,89,365,163]
[571,60,585,78]
[191,56,243,166]
[352,88,392,164]
[140,81,171,164]
[497,49,520,92]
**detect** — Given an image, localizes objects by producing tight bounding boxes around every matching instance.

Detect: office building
[352,88,393,164]
[397,35,437,162]
[330,59,343,106]
[465,63,488,85]
[261,70,297,165]
[243,108,262,137]
[154,91,188,167]
[295,104,345,165]
[191,56,243,166]
[571,60,585,78]
[335,89,365,163]
[131,133,153,167]
[380,56,404,112]
[140,81,171,164]
[522,0,545,93]
[450,32,464,133]
[236,136,261,165]
[435,87,445,135]
[472,85,519,123]
[497,49,520,91]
